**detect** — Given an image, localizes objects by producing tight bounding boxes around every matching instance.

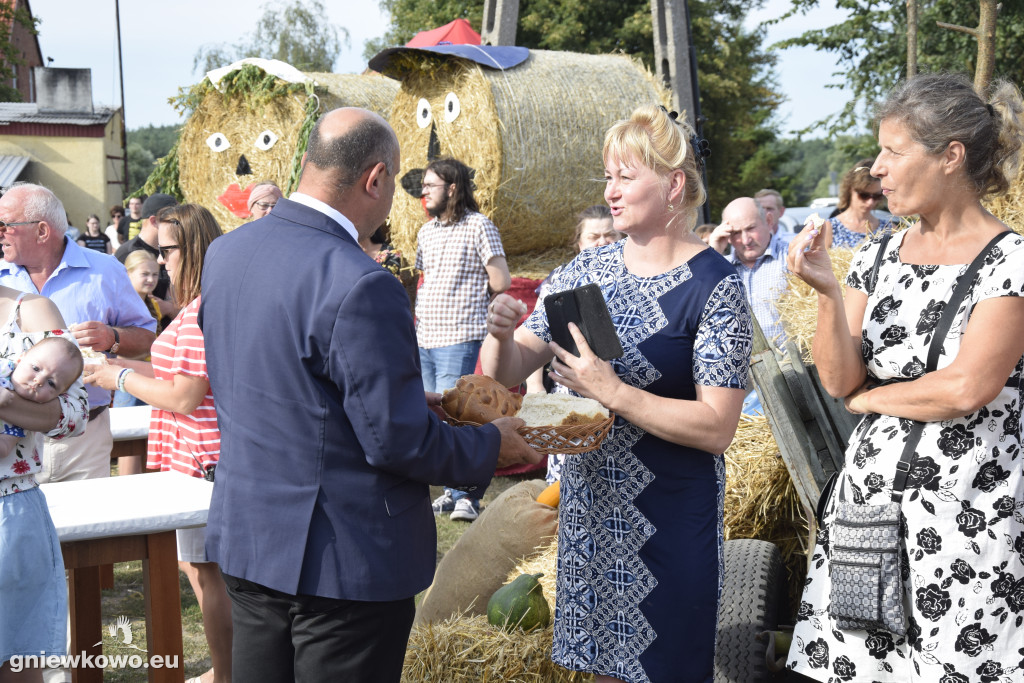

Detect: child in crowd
[0,336,84,454]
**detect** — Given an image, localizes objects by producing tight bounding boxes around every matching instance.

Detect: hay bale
[379,49,670,274]
[402,613,590,683]
[776,247,857,362]
[145,64,398,232]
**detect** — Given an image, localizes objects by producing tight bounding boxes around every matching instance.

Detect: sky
[27,0,854,137]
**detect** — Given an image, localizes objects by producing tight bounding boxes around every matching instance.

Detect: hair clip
[691,134,711,168]
[659,104,680,122]
[986,103,996,117]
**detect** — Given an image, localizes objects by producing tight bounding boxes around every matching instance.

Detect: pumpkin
[536,481,560,508]
[486,572,551,632]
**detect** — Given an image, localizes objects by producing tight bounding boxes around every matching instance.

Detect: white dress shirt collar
[288,192,359,244]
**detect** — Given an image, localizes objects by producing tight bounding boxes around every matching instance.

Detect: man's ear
[36,221,51,243]
[364,162,388,200]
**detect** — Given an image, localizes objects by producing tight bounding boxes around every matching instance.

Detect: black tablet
[544,283,624,360]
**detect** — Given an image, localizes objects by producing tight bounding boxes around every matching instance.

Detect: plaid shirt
[415,211,506,348]
[728,233,789,348]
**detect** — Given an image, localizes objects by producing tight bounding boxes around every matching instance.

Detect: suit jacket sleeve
[331,266,499,488]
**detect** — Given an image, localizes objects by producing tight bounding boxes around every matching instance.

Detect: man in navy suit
[198,107,539,682]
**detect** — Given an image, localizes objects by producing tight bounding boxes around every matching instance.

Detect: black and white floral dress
[788,230,1024,683]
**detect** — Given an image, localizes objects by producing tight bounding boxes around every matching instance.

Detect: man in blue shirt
[0,183,157,482]
[199,107,539,682]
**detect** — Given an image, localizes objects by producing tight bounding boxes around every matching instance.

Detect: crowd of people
[1,69,1022,683]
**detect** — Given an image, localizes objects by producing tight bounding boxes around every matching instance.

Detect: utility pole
[115,0,128,197]
[481,0,520,46]
[651,0,707,221]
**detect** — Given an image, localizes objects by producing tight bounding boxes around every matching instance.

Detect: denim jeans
[420,341,483,502]
[419,341,482,393]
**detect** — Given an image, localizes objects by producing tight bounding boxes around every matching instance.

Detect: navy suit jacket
[198,198,500,601]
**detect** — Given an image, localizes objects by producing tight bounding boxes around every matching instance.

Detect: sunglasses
[158,245,180,260]
[857,191,884,202]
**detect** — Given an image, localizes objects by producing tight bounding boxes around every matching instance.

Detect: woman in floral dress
[787,73,1024,682]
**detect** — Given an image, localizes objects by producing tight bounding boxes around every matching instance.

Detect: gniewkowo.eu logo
[7,616,179,672]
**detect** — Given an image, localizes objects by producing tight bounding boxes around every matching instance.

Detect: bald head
[298,107,400,236]
[720,197,772,267]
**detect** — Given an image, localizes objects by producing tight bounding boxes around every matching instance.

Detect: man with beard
[415,157,511,522]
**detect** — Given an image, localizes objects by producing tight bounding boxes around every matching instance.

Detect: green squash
[486,572,551,632]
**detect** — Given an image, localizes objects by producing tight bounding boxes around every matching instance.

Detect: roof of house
[0,102,117,126]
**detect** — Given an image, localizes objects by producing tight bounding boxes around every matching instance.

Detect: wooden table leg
[143,530,185,682]
[67,565,103,683]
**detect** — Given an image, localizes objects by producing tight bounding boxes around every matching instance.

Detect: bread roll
[516,393,608,427]
[441,375,523,424]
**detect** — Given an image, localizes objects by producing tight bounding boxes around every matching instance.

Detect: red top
[146,297,220,477]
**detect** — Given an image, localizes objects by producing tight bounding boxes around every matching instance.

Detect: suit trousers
[222,573,415,683]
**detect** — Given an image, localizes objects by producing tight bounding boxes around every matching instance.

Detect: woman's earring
[667,204,675,211]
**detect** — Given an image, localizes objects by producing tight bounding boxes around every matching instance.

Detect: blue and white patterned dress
[524,240,753,683]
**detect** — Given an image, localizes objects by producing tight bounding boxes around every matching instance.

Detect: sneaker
[431,490,455,515]
[450,497,480,522]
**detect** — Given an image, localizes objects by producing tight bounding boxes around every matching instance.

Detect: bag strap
[890,230,1012,502]
[866,233,892,294]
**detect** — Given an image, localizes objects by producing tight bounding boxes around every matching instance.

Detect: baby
[0,336,84,454]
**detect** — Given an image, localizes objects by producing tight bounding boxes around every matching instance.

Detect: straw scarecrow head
[370,45,670,273]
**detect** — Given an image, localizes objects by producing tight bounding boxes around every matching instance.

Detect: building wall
[0,111,125,226]
[4,0,43,102]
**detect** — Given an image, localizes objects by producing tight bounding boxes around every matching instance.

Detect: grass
[92,472,538,680]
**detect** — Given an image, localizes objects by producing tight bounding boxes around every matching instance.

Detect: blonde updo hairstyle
[603,103,706,232]
[874,73,1024,197]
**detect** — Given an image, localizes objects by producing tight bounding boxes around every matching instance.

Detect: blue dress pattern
[829,216,896,250]
[524,240,752,683]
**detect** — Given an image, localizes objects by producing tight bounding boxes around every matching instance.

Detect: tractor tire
[714,539,787,682]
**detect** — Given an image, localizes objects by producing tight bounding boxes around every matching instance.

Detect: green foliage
[126,143,154,195]
[766,133,880,206]
[0,3,38,102]
[193,0,349,75]
[773,1,1024,134]
[127,125,179,160]
[369,0,784,215]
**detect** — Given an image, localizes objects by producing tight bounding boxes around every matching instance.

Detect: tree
[0,3,39,102]
[193,0,348,75]
[368,0,786,217]
[126,142,155,195]
[773,1,1024,134]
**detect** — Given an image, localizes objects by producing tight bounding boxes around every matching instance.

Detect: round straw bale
[162,66,398,232]
[383,49,670,275]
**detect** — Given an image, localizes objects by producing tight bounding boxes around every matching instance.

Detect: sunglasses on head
[857,191,884,201]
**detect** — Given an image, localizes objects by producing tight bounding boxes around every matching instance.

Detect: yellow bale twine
[382,49,670,274]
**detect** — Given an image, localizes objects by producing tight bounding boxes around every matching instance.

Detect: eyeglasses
[420,183,449,192]
[857,191,884,202]
[158,245,180,260]
[253,201,276,210]
[0,220,41,229]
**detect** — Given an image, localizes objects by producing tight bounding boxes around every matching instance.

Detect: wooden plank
[67,565,103,683]
[143,531,185,682]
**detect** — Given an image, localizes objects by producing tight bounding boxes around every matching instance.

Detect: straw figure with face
[154,60,398,232]
[369,46,670,275]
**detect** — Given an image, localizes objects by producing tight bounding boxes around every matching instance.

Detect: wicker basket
[446,414,614,455]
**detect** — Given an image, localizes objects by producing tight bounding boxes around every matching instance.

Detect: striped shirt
[728,232,790,349]
[414,211,506,348]
[146,297,220,477]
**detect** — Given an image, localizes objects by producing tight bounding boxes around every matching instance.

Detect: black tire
[714,539,787,683]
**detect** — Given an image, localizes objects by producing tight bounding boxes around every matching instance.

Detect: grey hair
[11,183,68,235]
[874,73,1024,197]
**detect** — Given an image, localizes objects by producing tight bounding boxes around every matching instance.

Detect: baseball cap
[141,193,177,219]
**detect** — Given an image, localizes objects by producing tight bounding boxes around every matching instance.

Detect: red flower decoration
[11,459,30,474]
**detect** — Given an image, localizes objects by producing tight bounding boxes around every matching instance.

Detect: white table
[42,472,213,683]
[109,405,152,467]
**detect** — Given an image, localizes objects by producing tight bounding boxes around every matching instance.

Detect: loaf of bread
[516,393,608,428]
[441,375,523,424]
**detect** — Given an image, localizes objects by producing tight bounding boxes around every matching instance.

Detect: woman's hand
[82,363,124,392]
[486,293,528,341]
[548,323,620,406]
[787,216,841,295]
[843,381,874,415]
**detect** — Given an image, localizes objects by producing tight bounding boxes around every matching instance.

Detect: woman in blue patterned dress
[481,104,753,683]
[827,159,894,249]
